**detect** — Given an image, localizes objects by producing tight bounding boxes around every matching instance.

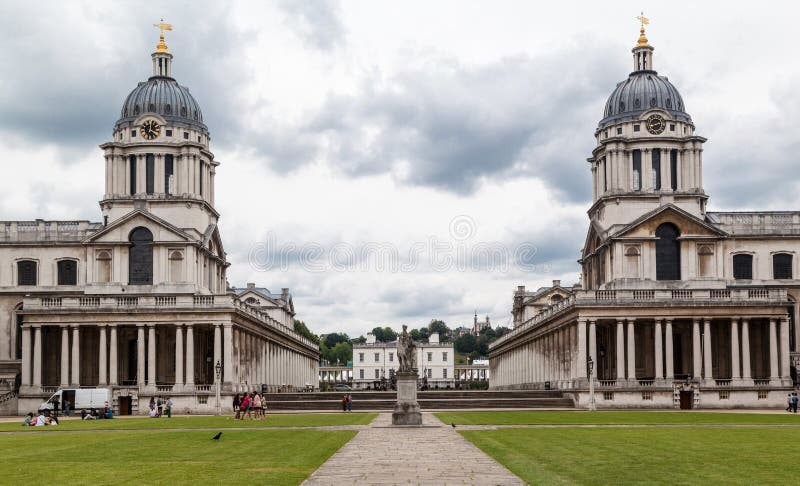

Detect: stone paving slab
[301,412,525,486]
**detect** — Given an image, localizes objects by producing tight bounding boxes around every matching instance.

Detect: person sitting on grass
[149,405,158,418]
[45,411,58,426]
[105,407,113,419]
[22,413,34,426]
[35,412,47,426]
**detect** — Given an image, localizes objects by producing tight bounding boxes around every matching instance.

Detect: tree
[352,335,367,345]
[454,333,477,354]
[293,319,319,344]
[428,319,451,341]
[323,332,350,350]
[410,329,422,341]
[381,326,397,342]
[329,341,353,364]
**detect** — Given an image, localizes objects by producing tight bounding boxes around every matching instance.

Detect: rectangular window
[773,253,793,279]
[145,153,155,194]
[603,392,614,401]
[57,260,77,285]
[17,260,37,286]
[359,353,364,363]
[442,352,448,362]
[670,124,676,132]
[132,130,137,137]
[603,158,608,192]
[633,124,641,132]
[374,353,380,362]
[164,155,174,195]
[165,129,173,137]
[427,352,432,362]
[616,127,622,135]
[359,369,364,379]
[389,352,393,362]
[733,254,753,280]
[427,369,432,378]
[651,149,661,190]
[670,150,678,190]
[183,132,189,140]
[199,161,204,196]
[375,369,380,379]
[443,368,448,379]
[129,155,137,194]
[632,150,641,191]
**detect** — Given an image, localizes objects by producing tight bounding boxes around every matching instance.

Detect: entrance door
[679,390,693,410]
[118,396,132,415]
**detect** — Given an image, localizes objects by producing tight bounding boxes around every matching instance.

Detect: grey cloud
[278,0,346,51]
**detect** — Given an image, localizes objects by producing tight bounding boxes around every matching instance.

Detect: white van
[38,388,111,412]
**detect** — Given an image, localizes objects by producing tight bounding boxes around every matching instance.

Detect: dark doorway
[656,223,681,280]
[673,334,683,377]
[127,339,138,385]
[118,396,132,416]
[679,390,693,409]
[62,390,76,414]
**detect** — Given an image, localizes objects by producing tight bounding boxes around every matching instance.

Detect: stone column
[20,326,31,386]
[692,318,702,380]
[98,325,107,385]
[137,325,146,387]
[175,325,184,388]
[741,319,752,383]
[213,324,221,377]
[779,316,791,383]
[223,324,233,384]
[60,326,69,387]
[109,325,118,386]
[654,319,663,380]
[616,319,625,380]
[71,325,81,386]
[703,318,713,383]
[769,318,779,384]
[588,319,597,369]
[626,319,636,382]
[665,319,674,380]
[730,318,740,382]
[185,324,195,388]
[576,319,587,380]
[32,325,42,387]
[147,325,157,387]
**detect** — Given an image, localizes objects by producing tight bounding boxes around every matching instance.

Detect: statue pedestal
[392,371,422,426]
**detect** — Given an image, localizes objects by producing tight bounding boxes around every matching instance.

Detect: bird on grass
[451,423,456,428]
[212,432,222,440]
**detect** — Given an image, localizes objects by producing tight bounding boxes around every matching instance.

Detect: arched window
[57,260,78,285]
[97,250,112,283]
[14,303,23,359]
[168,250,183,283]
[733,254,753,280]
[698,245,714,277]
[655,223,681,280]
[129,227,153,284]
[550,295,563,304]
[17,260,37,286]
[773,253,793,280]
[245,297,258,305]
[625,245,641,278]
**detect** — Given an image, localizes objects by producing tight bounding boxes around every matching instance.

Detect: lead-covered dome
[598,71,691,129]
[116,76,207,132]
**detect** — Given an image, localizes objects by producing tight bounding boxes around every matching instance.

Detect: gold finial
[635,12,650,47]
[153,18,173,53]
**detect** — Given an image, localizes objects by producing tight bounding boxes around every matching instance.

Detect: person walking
[341,394,347,412]
[166,397,173,418]
[253,393,262,420]
[157,397,163,417]
[792,392,798,413]
[787,394,793,413]
[241,393,252,420]
[233,394,241,419]
[347,394,353,412]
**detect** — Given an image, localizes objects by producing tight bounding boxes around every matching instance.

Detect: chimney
[552,280,561,288]
[366,333,376,344]
[429,333,440,344]
[517,285,525,292]
[247,282,255,289]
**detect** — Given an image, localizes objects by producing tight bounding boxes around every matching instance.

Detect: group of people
[233,392,267,419]
[80,405,113,420]
[786,392,799,413]
[22,410,58,426]
[341,394,353,412]
[148,396,173,418]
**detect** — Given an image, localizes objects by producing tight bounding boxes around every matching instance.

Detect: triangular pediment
[611,204,727,240]
[84,210,195,244]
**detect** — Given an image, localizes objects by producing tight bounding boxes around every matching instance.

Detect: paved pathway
[301,412,524,486]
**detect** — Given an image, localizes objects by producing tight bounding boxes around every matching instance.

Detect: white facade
[352,333,455,389]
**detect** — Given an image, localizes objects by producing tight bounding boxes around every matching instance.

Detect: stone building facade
[490,25,799,409]
[0,30,319,415]
[353,333,455,389]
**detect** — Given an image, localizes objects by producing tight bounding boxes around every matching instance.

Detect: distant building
[352,333,455,389]
[473,312,491,334]
[512,280,577,328]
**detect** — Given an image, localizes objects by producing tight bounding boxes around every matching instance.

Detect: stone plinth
[392,371,422,425]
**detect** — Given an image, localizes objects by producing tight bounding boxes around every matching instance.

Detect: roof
[599,70,691,129]
[707,211,800,236]
[116,76,207,132]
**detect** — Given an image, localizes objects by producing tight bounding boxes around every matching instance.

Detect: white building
[0,27,319,415]
[490,23,799,409]
[352,333,455,389]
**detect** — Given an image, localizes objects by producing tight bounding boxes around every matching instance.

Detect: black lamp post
[214,360,222,416]
[587,356,596,411]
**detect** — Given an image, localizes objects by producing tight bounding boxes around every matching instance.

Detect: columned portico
[703,318,713,384]
[664,319,674,380]
[60,326,69,387]
[730,318,740,383]
[71,325,80,386]
[741,318,752,384]
[98,324,107,385]
[654,319,663,381]
[137,325,146,387]
[175,324,184,390]
[185,324,195,390]
[109,325,118,386]
[626,319,636,382]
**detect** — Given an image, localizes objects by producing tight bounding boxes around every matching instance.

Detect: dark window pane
[57,260,77,285]
[773,253,792,279]
[17,260,37,285]
[670,150,678,190]
[733,254,753,280]
[656,223,680,280]
[129,155,137,194]
[165,155,174,195]
[632,150,641,191]
[199,161,203,196]
[129,227,153,285]
[145,154,155,194]
[652,149,661,190]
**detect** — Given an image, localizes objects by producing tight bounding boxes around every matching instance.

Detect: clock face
[646,114,666,135]
[141,120,161,140]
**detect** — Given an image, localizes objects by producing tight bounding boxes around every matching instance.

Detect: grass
[460,427,800,485]
[0,429,354,484]
[435,410,800,425]
[0,412,377,432]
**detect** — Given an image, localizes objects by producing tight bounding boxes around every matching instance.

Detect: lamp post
[587,356,596,411]
[214,360,222,416]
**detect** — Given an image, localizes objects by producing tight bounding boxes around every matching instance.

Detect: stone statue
[397,324,416,373]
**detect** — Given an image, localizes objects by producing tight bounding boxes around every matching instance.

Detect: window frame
[772,252,793,280]
[56,258,79,286]
[732,253,754,280]
[16,259,38,286]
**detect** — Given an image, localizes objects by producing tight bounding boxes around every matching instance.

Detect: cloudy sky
[1,1,799,337]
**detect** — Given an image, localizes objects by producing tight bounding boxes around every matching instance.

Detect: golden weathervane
[635,12,650,47]
[153,18,173,53]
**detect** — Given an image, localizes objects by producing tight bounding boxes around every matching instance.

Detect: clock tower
[99,22,219,237]
[587,18,707,233]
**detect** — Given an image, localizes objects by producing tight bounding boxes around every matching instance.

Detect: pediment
[84,210,194,244]
[612,204,726,240]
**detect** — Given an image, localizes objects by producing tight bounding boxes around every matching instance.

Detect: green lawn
[460,427,799,485]
[436,410,800,425]
[1,429,354,484]
[0,412,376,432]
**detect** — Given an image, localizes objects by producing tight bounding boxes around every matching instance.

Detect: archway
[129,227,153,284]
[655,223,680,280]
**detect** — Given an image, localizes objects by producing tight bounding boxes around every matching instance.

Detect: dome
[599,71,691,129]
[116,76,207,132]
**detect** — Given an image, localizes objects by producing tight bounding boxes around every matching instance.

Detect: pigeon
[451,423,456,428]
[212,432,222,440]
